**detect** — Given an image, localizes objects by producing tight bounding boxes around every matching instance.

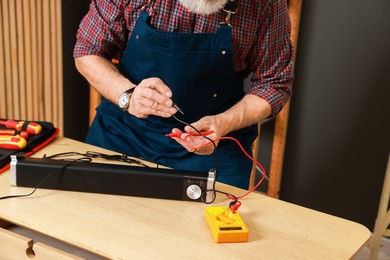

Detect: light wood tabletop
[0,137,370,259]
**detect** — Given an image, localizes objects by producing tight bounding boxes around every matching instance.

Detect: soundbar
[10,155,216,202]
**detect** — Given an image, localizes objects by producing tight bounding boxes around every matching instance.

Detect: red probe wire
[168,114,267,209]
[184,135,267,201]
[219,137,267,200]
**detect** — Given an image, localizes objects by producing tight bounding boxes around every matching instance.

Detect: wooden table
[0,137,370,259]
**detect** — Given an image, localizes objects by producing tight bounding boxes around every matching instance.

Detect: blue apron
[86,7,257,189]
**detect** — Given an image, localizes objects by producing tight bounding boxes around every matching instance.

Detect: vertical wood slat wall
[0,0,63,132]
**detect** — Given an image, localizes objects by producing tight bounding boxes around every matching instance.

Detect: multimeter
[204,206,248,243]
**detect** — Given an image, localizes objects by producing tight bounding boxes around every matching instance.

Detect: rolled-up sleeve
[73,0,127,59]
[248,0,294,118]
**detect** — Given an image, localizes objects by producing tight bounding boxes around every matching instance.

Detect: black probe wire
[0,160,77,200]
[43,151,151,168]
[171,114,238,206]
[171,114,219,204]
[164,78,222,203]
[164,75,223,204]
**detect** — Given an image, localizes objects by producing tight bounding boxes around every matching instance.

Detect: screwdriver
[0,120,42,134]
[0,136,27,150]
[0,129,29,139]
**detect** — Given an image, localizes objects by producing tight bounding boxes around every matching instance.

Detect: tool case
[0,119,59,173]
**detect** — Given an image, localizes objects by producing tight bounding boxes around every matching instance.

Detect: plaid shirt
[74,0,294,118]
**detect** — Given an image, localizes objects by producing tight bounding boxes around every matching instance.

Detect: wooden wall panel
[0,1,6,118]
[0,0,63,131]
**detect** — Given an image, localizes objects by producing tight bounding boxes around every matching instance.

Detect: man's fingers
[139,77,172,98]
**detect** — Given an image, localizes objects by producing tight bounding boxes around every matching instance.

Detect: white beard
[178,0,227,15]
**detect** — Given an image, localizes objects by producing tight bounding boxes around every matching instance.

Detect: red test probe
[166,131,214,138]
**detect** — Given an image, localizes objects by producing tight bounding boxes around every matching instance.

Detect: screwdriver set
[0,119,43,150]
[0,118,59,173]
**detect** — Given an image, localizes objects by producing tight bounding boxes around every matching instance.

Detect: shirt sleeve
[247,0,294,118]
[73,0,128,59]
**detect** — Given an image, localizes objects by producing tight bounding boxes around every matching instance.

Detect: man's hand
[169,115,223,155]
[75,56,178,118]
[169,94,272,155]
[128,78,177,118]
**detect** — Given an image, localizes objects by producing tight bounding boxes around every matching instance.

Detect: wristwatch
[118,87,136,111]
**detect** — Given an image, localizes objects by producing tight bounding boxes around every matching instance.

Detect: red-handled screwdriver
[0,129,29,139]
[0,120,42,134]
[0,136,27,150]
[166,131,214,138]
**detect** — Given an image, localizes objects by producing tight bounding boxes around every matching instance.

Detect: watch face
[119,93,129,109]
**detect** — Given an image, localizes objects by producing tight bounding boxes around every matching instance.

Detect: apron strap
[141,0,156,16]
[222,0,238,25]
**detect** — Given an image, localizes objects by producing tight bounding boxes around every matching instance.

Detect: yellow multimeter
[204,206,248,243]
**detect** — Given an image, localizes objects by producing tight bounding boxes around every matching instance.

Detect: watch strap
[123,87,136,96]
[119,87,136,111]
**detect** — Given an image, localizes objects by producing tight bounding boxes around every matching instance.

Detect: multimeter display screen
[219,227,243,231]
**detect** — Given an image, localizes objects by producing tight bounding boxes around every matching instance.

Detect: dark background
[62,0,390,230]
[62,0,90,140]
[279,0,390,230]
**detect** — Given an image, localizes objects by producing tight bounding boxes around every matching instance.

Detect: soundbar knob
[186,184,202,200]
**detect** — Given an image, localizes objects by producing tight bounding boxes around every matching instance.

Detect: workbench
[0,137,370,259]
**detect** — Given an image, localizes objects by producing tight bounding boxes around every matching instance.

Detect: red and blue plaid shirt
[74,0,294,117]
